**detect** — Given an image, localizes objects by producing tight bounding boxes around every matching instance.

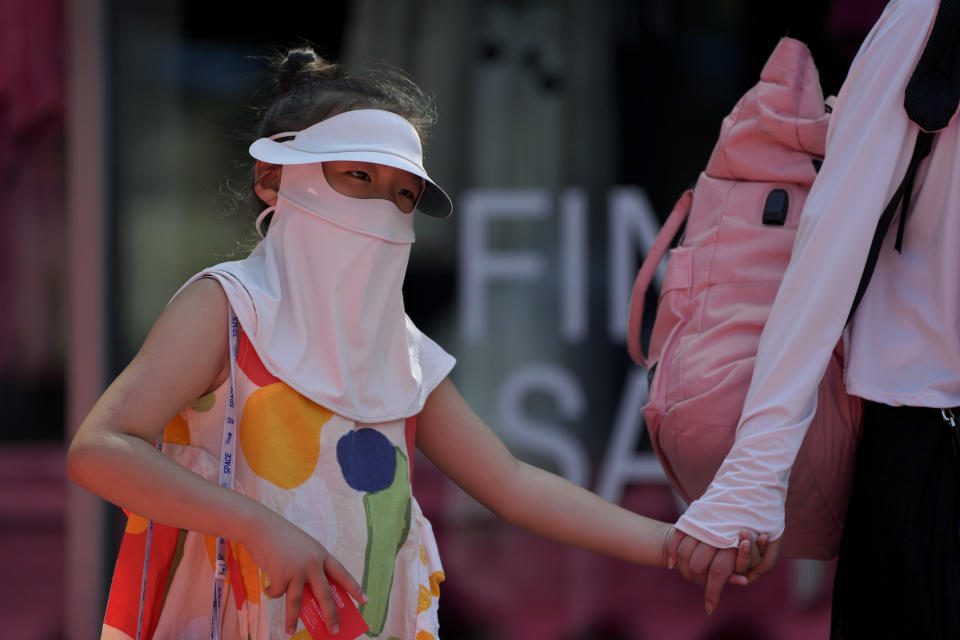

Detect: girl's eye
[399,189,416,201]
[348,170,371,181]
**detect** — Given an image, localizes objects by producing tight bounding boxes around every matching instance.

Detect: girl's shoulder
[163,276,231,345]
[140,276,230,395]
[168,275,228,311]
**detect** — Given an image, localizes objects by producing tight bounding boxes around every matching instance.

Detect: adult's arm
[676,0,937,550]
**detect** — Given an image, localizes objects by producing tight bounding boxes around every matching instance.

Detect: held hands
[244,512,367,636]
[665,529,782,614]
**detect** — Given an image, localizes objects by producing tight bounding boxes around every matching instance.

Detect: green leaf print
[359,447,411,637]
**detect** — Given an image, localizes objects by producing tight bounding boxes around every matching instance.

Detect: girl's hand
[665,529,768,615]
[244,513,367,636]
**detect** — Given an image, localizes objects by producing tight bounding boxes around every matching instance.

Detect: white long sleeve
[676,0,947,547]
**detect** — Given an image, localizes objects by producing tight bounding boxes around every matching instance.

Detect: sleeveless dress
[101,326,445,640]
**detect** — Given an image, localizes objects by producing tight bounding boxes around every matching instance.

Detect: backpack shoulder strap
[847,130,934,323]
[627,189,692,366]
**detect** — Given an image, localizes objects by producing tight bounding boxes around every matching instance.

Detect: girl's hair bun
[276,47,341,95]
[243,44,436,234]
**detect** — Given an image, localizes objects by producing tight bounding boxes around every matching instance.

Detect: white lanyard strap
[211,308,240,640]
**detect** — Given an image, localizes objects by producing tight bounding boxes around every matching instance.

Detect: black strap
[847,131,934,324]
[894,131,934,252]
[846,0,960,325]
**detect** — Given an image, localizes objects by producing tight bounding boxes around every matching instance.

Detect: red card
[300,581,369,640]
[226,544,245,610]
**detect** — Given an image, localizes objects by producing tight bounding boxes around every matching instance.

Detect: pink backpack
[626,38,863,560]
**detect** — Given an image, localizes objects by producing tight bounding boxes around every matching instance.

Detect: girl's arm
[66,278,364,635]
[418,377,744,568]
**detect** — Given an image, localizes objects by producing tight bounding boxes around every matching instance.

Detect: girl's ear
[254,161,283,206]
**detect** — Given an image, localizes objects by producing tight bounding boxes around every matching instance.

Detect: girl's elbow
[65,441,88,485]
[477,467,524,524]
[65,436,102,488]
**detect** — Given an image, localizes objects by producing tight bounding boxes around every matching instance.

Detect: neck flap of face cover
[180,162,455,423]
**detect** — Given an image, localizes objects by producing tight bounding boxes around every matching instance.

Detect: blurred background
[2,0,887,638]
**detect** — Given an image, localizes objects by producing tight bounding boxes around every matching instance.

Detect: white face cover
[194,161,454,422]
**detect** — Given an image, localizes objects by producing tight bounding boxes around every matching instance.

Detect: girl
[67,48,755,640]
[668,0,960,635]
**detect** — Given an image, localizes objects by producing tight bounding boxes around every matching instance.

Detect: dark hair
[259,46,436,141]
[229,46,436,246]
